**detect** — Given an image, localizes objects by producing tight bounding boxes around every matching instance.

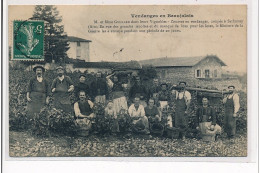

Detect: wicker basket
[201,133,215,142]
[77,130,89,137]
[166,127,180,139]
[199,122,216,142]
[150,123,164,136]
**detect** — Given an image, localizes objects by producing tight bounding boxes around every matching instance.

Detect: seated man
[74,91,95,136]
[128,95,150,134]
[145,98,161,124]
[195,97,222,140]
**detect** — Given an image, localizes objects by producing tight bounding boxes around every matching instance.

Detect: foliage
[32,5,69,63]
[139,65,157,80]
[9,131,247,157]
[31,106,78,137]
[9,67,247,134]
[117,108,132,132]
[92,103,108,134]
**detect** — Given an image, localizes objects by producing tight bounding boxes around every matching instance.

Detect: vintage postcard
[7,5,248,158]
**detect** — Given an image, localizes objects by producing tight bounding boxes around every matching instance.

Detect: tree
[32,5,70,63]
[139,65,157,80]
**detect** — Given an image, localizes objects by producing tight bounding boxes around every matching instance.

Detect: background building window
[76,49,81,58]
[196,69,201,78]
[205,69,210,78]
[77,42,81,47]
[214,69,218,77]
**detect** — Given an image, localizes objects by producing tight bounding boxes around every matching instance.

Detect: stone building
[139,55,227,81]
[67,36,91,62]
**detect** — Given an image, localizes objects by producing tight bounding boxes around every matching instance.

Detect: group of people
[26,65,240,140]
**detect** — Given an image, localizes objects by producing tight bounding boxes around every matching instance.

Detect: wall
[156,67,194,82]
[65,66,112,74]
[67,42,90,62]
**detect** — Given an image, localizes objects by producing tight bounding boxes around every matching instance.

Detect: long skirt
[95,95,106,105]
[113,96,128,115]
[53,92,72,113]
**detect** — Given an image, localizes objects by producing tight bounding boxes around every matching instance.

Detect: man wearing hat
[171,81,191,139]
[75,74,91,100]
[51,66,74,113]
[223,85,240,138]
[27,65,50,118]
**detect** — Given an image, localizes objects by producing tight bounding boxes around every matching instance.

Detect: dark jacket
[27,77,50,95]
[51,76,73,93]
[129,83,147,100]
[149,85,161,98]
[90,78,108,97]
[75,83,91,98]
[158,90,170,101]
[195,106,216,126]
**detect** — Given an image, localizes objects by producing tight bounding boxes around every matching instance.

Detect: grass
[9,130,247,157]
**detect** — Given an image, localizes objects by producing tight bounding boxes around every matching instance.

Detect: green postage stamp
[13,20,44,60]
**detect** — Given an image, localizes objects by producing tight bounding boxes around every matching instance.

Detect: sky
[8,5,247,73]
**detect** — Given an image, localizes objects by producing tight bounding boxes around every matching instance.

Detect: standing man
[148,78,161,100]
[90,71,108,105]
[129,76,147,107]
[51,66,74,113]
[27,65,50,118]
[75,74,91,100]
[158,83,172,128]
[74,91,95,136]
[196,97,222,140]
[128,95,150,134]
[223,86,240,138]
[172,82,191,139]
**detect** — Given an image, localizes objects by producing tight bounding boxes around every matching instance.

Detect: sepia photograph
[7,5,247,157]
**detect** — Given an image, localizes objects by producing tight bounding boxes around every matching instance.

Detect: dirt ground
[9,130,247,157]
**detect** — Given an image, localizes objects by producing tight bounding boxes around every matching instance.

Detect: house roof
[68,36,92,42]
[139,55,226,67]
[73,60,142,70]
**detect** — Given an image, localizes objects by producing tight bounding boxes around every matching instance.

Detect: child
[104,101,119,133]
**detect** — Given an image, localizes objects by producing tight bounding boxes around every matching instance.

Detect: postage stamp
[13,20,44,61]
